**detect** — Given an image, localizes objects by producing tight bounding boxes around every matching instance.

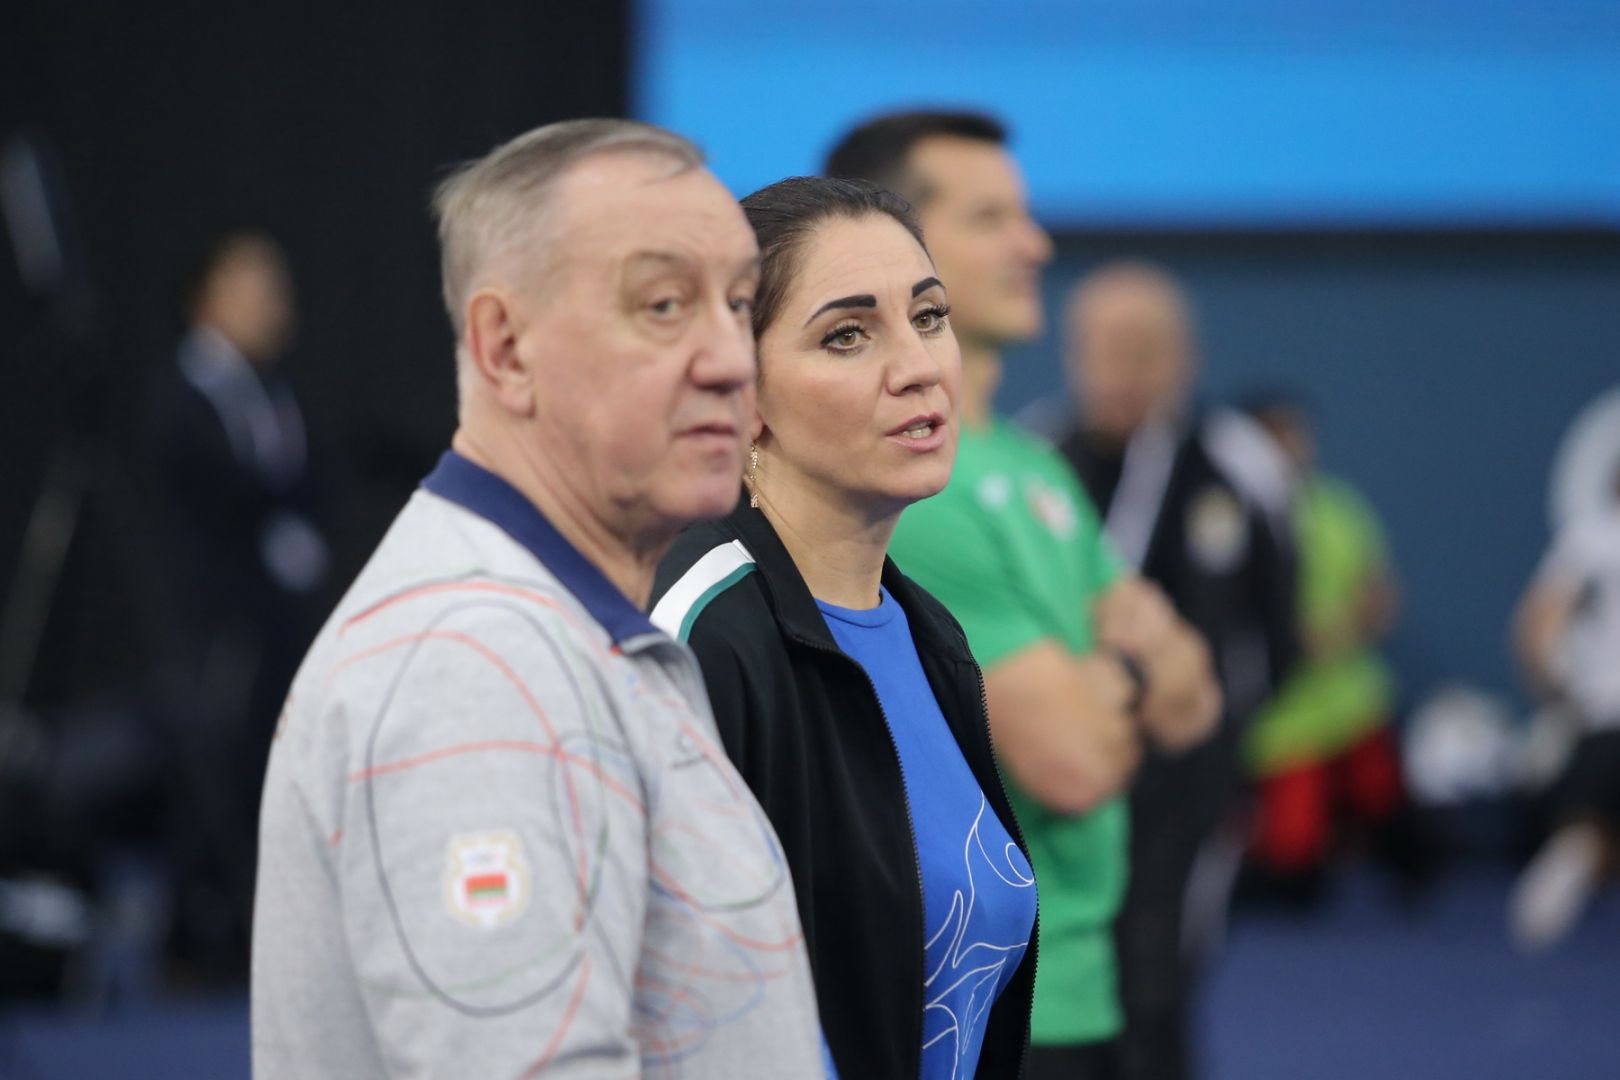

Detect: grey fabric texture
[253,490,824,1078]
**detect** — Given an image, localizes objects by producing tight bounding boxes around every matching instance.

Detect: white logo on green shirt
[1025,480,1078,539]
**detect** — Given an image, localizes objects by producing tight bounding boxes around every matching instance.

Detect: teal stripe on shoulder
[650,540,757,641]
[675,563,756,642]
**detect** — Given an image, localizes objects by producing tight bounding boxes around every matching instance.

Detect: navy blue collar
[420,450,662,645]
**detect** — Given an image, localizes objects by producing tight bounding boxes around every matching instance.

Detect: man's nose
[1019,215,1054,266]
[692,299,757,392]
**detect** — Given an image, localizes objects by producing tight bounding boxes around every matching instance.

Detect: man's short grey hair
[432,119,705,338]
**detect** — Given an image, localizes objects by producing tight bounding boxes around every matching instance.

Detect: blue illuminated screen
[635,1,1620,227]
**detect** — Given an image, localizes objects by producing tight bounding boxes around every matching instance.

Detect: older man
[1056,263,1300,1080]
[828,112,1220,1080]
[252,120,825,1078]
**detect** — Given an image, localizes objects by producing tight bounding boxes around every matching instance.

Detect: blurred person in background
[140,228,330,984]
[652,176,1036,1080]
[1047,262,1298,1080]
[252,120,826,1077]
[1243,394,1411,902]
[828,111,1220,1080]
[1547,383,1620,531]
[1510,452,1620,951]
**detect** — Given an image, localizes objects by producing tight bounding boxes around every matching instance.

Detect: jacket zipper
[972,658,1037,1080]
[792,631,927,1080]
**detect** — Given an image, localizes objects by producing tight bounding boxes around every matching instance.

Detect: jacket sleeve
[1248,496,1302,699]
[683,613,757,777]
[329,602,648,1077]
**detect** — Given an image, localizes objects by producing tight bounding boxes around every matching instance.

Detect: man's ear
[465,287,536,416]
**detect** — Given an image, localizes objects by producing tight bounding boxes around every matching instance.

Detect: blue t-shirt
[817,586,1037,1080]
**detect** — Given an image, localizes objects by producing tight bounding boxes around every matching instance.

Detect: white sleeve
[1534,516,1606,590]
[1201,408,1297,524]
[1549,385,1620,529]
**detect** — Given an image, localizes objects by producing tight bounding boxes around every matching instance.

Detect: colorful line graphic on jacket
[326,574,802,1073]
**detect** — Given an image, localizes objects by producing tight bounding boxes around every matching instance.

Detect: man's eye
[729,296,754,316]
[648,297,683,317]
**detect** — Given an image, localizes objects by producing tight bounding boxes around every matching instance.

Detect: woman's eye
[648,297,682,318]
[729,296,754,316]
[913,305,952,333]
[823,325,865,350]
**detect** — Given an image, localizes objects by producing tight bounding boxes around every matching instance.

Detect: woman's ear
[750,411,766,444]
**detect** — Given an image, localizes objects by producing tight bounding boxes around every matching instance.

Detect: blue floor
[1203,866,1620,1080]
[1,867,1614,1079]
[1,995,249,1080]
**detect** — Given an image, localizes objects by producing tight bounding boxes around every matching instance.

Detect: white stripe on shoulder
[1201,408,1296,519]
[650,540,757,639]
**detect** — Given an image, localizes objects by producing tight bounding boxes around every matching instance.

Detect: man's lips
[678,421,740,439]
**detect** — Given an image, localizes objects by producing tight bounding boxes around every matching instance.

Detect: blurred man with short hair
[144,228,330,984]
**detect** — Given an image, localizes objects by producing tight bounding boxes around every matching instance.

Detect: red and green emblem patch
[445,831,529,929]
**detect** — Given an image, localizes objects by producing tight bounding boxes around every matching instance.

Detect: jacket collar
[421,450,662,646]
[721,498,974,663]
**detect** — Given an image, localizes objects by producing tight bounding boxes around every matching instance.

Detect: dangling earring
[748,443,760,509]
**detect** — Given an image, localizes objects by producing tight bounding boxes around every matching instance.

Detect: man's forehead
[623,248,761,279]
[1078,279,1186,328]
[549,157,753,261]
[558,149,698,196]
[911,137,1023,199]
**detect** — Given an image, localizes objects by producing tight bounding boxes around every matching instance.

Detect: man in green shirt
[826,113,1221,1079]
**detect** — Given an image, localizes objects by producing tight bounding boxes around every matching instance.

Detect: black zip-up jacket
[651,502,1035,1079]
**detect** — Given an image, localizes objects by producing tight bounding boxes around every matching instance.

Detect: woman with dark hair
[651,177,1036,1078]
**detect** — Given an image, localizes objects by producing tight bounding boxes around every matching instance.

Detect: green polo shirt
[888,418,1127,1047]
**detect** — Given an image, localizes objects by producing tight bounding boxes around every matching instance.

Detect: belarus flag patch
[445,830,530,929]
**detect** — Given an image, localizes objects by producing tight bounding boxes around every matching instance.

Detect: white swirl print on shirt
[921,796,1036,1079]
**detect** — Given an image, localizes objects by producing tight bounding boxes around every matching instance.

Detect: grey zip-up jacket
[252,452,826,1078]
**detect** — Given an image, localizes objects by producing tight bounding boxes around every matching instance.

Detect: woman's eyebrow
[804,294,876,326]
[912,276,943,297]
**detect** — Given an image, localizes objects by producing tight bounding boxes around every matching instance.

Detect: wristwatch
[1109,649,1150,715]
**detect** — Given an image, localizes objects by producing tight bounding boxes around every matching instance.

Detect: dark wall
[1002,229,1620,709]
[1,1,629,707]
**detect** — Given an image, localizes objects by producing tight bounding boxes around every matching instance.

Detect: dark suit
[141,327,328,982]
[1058,409,1299,1080]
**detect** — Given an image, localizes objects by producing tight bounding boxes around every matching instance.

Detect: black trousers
[1558,727,1620,828]
[1113,728,1241,1080]
[1025,1040,1121,1080]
